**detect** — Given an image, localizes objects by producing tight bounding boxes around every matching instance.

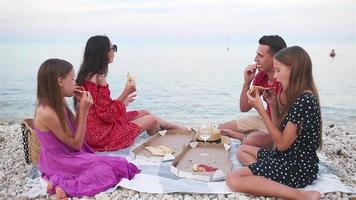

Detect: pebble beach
[0,120,355,200]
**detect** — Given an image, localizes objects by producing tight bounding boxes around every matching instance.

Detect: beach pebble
[110,190,119,197]
[0,191,5,198]
[0,121,356,199]
[128,190,136,196]
[239,196,250,200]
[201,196,210,200]
[95,192,109,200]
[226,193,236,199]
[161,194,173,200]
[184,194,193,200]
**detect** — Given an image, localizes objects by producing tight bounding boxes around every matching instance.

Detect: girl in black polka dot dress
[226,46,322,200]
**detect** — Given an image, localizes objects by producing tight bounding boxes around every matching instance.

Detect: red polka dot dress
[83,81,141,151]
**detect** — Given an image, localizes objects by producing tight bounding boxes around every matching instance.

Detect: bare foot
[47,182,53,193]
[298,190,321,200]
[55,187,68,200]
[220,129,245,140]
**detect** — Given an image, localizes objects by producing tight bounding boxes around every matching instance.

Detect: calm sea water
[0,41,355,126]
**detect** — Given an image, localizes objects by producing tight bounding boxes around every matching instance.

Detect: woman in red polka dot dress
[75,35,186,151]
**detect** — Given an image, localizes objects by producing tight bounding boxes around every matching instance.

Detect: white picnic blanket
[23,133,356,198]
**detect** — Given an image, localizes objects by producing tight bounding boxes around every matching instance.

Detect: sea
[0,40,355,127]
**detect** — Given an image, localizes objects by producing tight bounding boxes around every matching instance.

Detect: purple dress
[35,115,140,197]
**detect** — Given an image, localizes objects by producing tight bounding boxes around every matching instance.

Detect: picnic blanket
[23,133,356,198]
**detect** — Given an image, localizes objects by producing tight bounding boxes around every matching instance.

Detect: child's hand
[123,92,137,106]
[74,86,85,102]
[263,89,278,109]
[246,90,264,111]
[79,91,93,112]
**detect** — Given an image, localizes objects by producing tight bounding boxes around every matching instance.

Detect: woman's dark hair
[76,35,111,86]
[75,35,111,109]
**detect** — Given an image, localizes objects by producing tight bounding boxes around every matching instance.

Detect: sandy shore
[0,120,355,200]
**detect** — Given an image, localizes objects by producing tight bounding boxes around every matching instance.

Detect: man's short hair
[258,35,287,55]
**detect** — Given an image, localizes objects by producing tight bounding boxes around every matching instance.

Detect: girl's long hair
[74,35,110,109]
[76,35,110,86]
[36,58,75,134]
[274,46,322,148]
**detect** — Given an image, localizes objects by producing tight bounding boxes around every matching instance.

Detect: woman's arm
[36,92,92,150]
[263,90,282,126]
[269,105,281,126]
[257,108,297,151]
[118,79,136,102]
[239,82,253,112]
[247,91,297,151]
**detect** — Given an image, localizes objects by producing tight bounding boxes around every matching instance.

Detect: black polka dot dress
[248,92,322,188]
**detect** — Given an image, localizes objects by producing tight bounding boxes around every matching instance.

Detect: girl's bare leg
[133,109,151,119]
[226,168,321,200]
[220,129,247,140]
[47,182,68,200]
[55,187,68,200]
[236,144,260,166]
[132,110,187,134]
[131,115,160,135]
[219,120,239,131]
[242,131,273,149]
[151,114,187,131]
[219,120,248,140]
[47,182,53,193]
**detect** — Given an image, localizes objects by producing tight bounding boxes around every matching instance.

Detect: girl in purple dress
[34,58,140,199]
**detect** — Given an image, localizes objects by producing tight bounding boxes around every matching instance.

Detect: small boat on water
[330,49,336,57]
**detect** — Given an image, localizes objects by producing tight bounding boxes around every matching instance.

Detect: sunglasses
[110,44,117,52]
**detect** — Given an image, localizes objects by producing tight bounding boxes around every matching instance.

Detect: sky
[0,0,355,43]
